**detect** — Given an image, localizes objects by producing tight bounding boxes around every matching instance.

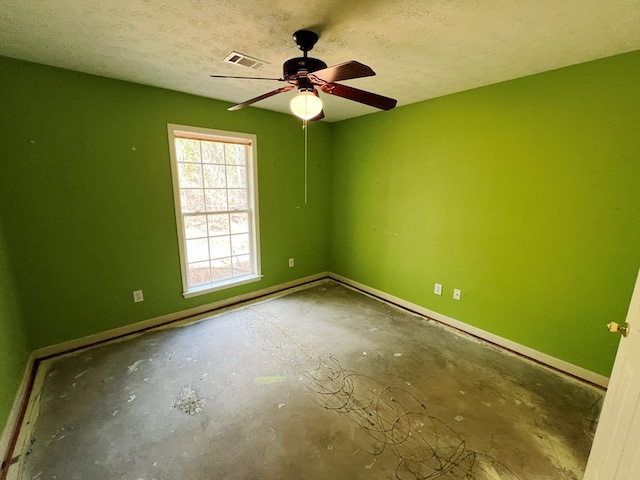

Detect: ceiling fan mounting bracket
[292,30,319,53]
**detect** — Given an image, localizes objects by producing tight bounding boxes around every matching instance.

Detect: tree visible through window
[168,124,261,297]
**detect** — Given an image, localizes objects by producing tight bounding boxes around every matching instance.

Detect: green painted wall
[1,50,639,437]
[0,220,30,436]
[330,50,640,377]
[0,56,332,352]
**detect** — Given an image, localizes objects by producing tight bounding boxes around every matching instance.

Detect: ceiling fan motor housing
[283,57,327,80]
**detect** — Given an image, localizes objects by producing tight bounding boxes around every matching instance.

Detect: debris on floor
[7,280,603,480]
[173,385,205,415]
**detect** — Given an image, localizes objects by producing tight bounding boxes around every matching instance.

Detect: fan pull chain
[303,120,308,204]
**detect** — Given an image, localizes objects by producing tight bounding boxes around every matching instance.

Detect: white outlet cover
[434,283,442,295]
[453,289,462,300]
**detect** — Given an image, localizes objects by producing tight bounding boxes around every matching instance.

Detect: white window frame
[167,123,261,298]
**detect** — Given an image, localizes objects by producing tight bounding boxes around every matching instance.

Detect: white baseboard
[0,352,36,472]
[2,273,331,474]
[29,270,610,385]
[33,273,330,360]
[329,273,609,388]
[3,268,608,468]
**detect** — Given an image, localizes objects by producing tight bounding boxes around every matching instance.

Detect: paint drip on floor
[254,375,286,385]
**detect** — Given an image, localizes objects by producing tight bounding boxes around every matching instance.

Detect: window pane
[210,236,230,259]
[170,126,258,294]
[231,233,250,256]
[208,214,229,236]
[232,255,251,276]
[202,141,224,164]
[203,164,226,188]
[181,189,205,213]
[184,215,207,239]
[226,166,246,188]
[205,189,228,212]
[230,213,248,234]
[228,189,247,210]
[225,144,245,165]
[178,163,203,188]
[212,258,233,281]
[188,261,211,285]
[186,238,209,263]
[176,138,201,163]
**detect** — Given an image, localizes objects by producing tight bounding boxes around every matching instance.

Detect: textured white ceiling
[1,0,639,122]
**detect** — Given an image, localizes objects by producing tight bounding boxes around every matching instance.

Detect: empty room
[1,1,640,479]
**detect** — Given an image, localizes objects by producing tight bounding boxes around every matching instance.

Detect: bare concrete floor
[8,280,603,479]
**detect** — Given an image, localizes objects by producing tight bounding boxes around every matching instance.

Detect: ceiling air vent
[224,52,266,70]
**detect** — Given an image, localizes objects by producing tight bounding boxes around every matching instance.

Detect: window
[167,124,261,297]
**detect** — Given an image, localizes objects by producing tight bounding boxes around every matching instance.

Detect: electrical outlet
[289,258,295,267]
[434,283,442,295]
[133,290,144,303]
[453,289,462,300]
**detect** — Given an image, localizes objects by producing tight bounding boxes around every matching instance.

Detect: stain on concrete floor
[7,280,603,479]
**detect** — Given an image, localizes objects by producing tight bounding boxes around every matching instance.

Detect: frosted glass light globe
[290,91,323,120]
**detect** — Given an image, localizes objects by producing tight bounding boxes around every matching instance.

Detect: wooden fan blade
[309,61,375,84]
[228,86,295,111]
[320,83,397,110]
[211,74,284,81]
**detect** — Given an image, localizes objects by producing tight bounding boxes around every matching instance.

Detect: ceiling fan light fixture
[213,30,396,116]
[290,90,323,120]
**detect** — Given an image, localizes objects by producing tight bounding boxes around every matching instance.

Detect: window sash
[168,124,261,297]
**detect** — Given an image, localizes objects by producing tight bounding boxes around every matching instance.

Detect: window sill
[183,274,263,299]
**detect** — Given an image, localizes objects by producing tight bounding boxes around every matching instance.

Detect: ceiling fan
[211,30,397,120]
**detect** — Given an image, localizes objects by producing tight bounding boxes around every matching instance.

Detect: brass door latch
[607,322,630,337]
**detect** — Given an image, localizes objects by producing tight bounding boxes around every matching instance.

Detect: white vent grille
[224,52,266,70]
